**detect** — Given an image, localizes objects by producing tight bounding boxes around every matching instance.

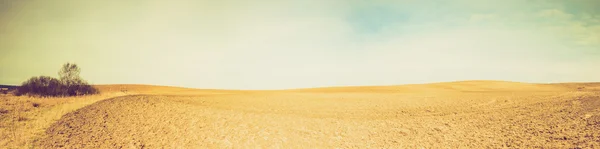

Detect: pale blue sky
[1,0,599,89]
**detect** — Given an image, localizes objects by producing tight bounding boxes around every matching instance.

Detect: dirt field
[2,81,600,148]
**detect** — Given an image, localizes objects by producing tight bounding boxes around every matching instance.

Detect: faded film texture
[1,0,600,148]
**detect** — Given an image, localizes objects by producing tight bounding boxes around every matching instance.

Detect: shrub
[69,83,99,96]
[16,76,64,97]
[15,63,99,97]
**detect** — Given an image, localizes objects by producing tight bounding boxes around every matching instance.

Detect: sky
[0,0,599,89]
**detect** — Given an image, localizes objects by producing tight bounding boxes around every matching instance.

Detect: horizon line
[4,80,598,91]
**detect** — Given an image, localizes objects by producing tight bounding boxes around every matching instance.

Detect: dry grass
[0,85,242,148]
[0,93,122,148]
[2,81,600,148]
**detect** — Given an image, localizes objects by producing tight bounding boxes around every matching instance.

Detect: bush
[16,76,64,97]
[68,83,99,96]
[15,63,99,97]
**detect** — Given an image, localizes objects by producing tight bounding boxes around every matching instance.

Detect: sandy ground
[2,81,600,148]
[0,84,240,148]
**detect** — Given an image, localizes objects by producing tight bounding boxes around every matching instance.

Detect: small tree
[57,63,98,96]
[59,63,82,87]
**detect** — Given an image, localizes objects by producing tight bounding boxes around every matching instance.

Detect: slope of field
[32,81,600,148]
[0,85,241,148]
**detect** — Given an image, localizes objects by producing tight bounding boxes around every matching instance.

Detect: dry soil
[5,81,600,148]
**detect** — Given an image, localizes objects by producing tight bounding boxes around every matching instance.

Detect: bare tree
[58,63,83,86]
